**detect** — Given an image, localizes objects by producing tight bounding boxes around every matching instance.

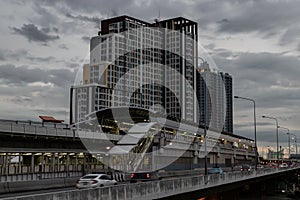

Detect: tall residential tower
[70,16,198,124]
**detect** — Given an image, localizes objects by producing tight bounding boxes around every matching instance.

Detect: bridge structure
[2,166,300,200]
[0,117,256,181]
[0,117,286,199]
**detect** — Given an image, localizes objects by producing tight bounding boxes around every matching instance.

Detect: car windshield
[81,175,98,179]
[209,169,219,172]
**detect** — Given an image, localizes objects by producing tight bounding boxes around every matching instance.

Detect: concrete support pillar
[193,151,198,165]
[83,153,86,175]
[31,154,34,173]
[41,154,45,174]
[52,153,55,178]
[57,153,60,173]
[5,153,9,178]
[75,154,78,172]
[31,154,34,180]
[66,154,70,177]
[18,153,22,174]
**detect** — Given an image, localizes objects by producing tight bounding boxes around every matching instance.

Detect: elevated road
[2,167,299,200]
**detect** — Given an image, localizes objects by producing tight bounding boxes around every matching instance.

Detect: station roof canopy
[39,116,64,123]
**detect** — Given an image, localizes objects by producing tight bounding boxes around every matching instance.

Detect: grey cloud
[40,0,133,16]
[237,129,290,144]
[0,49,55,62]
[32,2,61,26]
[0,85,70,122]
[235,122,274,129]
[26,55,55,62]
[33,0,300,47]
[58,44,68,50]
[216,1,300,34]
[81,36,90,43]
[0,49,28,61]
[11,95,33,104]
[66,13,102,25]
[212,50,300,114]
[11,24,59,43]
[279,27,300,46]
[0,64,75,87]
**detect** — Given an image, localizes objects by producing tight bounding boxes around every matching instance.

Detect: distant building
[196,63,233,133]
[220,72,233,133]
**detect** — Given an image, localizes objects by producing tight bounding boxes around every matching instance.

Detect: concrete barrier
[1,167,299,200]
[0,177,78,194]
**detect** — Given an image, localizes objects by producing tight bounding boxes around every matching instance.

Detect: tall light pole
[262,115,279,167]
[278,126,290,159]
[290,133,298,155]
[234,96,258,169]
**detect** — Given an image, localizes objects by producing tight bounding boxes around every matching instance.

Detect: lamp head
[234,96,239,99]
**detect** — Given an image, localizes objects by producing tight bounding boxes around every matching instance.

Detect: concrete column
[83,153,86,175]
[18,153,22,174]
[52,153,55,178]
[5,153,9,180]
[42,154,45,173]
[57,154,60,173]
[31,154,34,180]
[75,154,78,172]
[66,154,70,177]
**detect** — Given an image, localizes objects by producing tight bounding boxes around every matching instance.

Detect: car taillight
[76,180,80,184]
[240,169,242,171]
[130,173,135,179]
[146,173,150,179]
[91,180,98,184]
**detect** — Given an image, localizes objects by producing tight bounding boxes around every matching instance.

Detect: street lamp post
[262,115,279,167]
[234,96,258,170]
[290,134,298,155]
[278,126,290,159]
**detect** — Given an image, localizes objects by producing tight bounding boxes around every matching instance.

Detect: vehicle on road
[130,171,161,183]
[208,168,224,175]
[240,165,252,172]
[76,174,117,189]
[279,163,288,168]
[257,165,264,169]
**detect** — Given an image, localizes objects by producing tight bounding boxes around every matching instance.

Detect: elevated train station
[0,107,256,183]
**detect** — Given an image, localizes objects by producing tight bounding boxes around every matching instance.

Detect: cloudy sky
[1,0,300,151]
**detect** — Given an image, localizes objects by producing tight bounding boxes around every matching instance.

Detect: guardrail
[3,167,299,200]
[0,171,83,182]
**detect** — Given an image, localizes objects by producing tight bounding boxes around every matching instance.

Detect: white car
[279,163,288,168]
[76,174,117,189]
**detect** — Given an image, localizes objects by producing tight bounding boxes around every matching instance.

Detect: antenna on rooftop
[158,9,161,20]
[154,9,161,23]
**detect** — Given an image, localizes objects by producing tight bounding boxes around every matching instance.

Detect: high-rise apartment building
[196,63,233,133]
[220,72,233,133]
[70,15,198,124]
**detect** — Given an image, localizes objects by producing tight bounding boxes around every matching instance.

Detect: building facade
[70,15,198,124]
[70,15,233,133]
[196,63,233,134]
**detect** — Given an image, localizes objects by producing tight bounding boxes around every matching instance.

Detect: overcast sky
[1,0,300,151]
